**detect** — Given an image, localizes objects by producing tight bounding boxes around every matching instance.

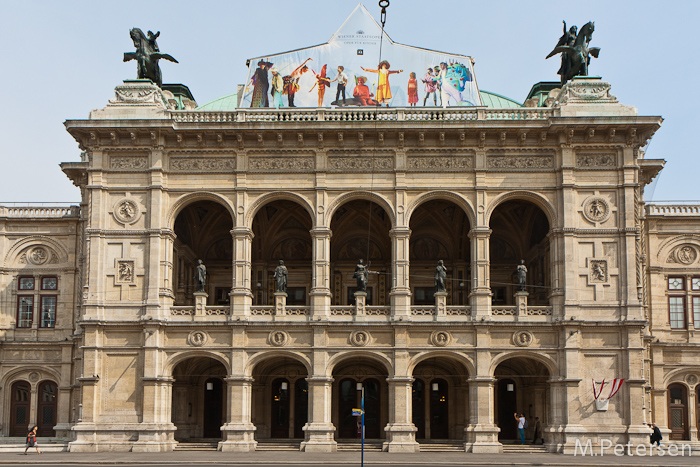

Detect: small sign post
[355,383,365,467]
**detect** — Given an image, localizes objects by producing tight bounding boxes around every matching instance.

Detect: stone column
[301,376,337,452]
[230,228,253,318]
[465,377,500,452]
[220,376,257,452]
[389,227,411,318]
[384,376,419,452]
[309,227,331,318]
[689,388,697,442]
[469,227,492,318]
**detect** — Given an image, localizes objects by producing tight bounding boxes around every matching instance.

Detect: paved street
[0,450,697,467]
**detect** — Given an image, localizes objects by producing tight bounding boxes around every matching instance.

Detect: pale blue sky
[1,0,697,202]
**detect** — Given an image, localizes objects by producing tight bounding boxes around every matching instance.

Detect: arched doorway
[173,201,234,306]
[409,199,471,305]
[668,383,688,440]
[251,200,313,306]
[251,356,309,439]
[171,356,227,440]
[330,200,392,306]
[412,357,469,440]
[494,356,550,443]
[37,380,57,437]
[332,357,389,440]
[489,200,550,306]
[10,381,30,436]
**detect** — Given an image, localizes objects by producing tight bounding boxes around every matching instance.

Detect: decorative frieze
[169,157,235,172]
[248,157,314,172]
[328,157,393,172]
[407,156,472,171]
[576,154,616,168]
[487,155,553,169]
[110,156,148,170]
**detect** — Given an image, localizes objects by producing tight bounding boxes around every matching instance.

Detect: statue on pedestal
[435,260,447,293]
[123,28,178,87]
[516,259,527,292]
[353,259,369,292]
[195,259,206,292]
[274,260,288,293]
[546,21,600,85]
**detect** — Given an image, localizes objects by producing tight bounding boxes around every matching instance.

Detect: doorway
[668,384,688,440]
[37,381,57,437]
[10,381,30,437]
[497,379,517,440]
[429,379,449,439]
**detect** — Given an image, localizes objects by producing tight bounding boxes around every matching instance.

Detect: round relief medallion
[187,331,208,347]
[349,330,370,347]
[113,198,141,224]
[676,245,698,265]
[269,330,289,347]
[430,330,451,347]
[28,372,40,383]
[513,330,534,347]
[582,197,611,223]
[28,246,49,265]
[685,374,698,386]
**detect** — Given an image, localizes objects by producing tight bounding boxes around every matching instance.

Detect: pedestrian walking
[649,422,662,446]
[532,416,543,445]
[24,425,41,455]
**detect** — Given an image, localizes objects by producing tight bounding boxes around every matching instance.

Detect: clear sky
[1,0,697,203]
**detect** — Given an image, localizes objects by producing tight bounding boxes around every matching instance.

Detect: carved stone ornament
[28,372,40,383]
[169,157,235,172]
[328,157,393,172]
[487,155,553,169]
[407,156,472,171]
[269,330,289,347]
[187,331,208,347]
[685,374,698,387]
[248,157,314,172]
[108,81,171,109]
[555,78,618,106]
[430,330,451,347]
[589,260,608,283]
[582,196,611,223]
[670,245,699,265]
[110,156,148,170]
[113,199,142,224]
[117,260,135,283]
[576,154,616,168]
[28,246,49,265]
[349,330,370,347]
[513,330,534,347]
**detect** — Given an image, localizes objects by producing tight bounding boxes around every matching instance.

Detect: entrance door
[271,378,290,438]
[412,379,425,439]
[429,379,449,439]
[497,379,517,440]
[338,379,358,438]
[294,379,308,438]
[668,384,688,440]
[202,378,223,438]
[363,379,381,439]
[37,381,57,437]
[10,381,30,437]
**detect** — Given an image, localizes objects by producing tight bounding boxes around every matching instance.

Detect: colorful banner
[241,4,481,109]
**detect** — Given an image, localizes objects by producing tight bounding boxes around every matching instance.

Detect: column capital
[230,227,254,239]
[310,227,332,237]
[225,376,254,383]
[389,226,411,238]
[468,227,492,238]
[307,376,334,384]
[386,376,414,384]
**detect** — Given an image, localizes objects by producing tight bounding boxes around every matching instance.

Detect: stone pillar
[465,377,500,453]
[230,228,253,318]
[274,292,287,316]
[469,227,492,318]
[384,376,419,452]
[310,227,332,318]
[220,377,257,452]
[689,388,697,442]
[193,292,208,316]
[354,291,367,317]
[301,376,337,452]
[514,291,528,318]
[389,227,411,318]
[434,291,447,318]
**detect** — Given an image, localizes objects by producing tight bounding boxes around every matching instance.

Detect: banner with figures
[241,4,481,109]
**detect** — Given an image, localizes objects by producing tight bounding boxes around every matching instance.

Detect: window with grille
[667,276,700,330]
[40,296,56,328]
[17,296,33,328]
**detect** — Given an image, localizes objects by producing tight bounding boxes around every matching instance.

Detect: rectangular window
[668,277,685,291]
[669,296,686,329]
[17,296,34,328]
[41,276,58,290]
[692,277,700,291]
[287,287,307,306]
[693,296,700,330]
[40,296,56,328]
[413,287,435,305]
[18,277,34,290]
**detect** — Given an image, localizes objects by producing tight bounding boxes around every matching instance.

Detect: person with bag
[24,425,41,455]
[514,412,526,445]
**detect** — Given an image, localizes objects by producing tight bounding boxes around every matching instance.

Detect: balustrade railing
[646,202,700,216]
[365,306,390,316]
[205,306,229,316]
[250,306,274,316]
[0,204,79,218]
[446,306,471,316]
[525,306,552,316]
[411,306,434,316]
[285,306,309,316]
[491,306,516,316]
[171,306,194,316]
[330,306,354,316]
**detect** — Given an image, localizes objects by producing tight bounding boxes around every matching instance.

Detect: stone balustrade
[646,202,700,216]
[0,204,80,218]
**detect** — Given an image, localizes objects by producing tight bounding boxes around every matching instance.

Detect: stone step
[336,441,384,452]
[255,440,301,451]
[419,441,465,452]
[174,442,218,451]
[502,444,548,453]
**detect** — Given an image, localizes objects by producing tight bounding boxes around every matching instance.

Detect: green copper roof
[196,89,522,110]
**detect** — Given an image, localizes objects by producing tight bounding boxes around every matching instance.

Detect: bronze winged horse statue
[546,21,600,85]
[123,28,178,87]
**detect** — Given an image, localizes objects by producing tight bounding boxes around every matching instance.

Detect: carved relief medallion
[187,331,208,347]
[430,330,451,347]
[113,198,142,225]
[513,330,534,347]
[28,372,40,383]
[589,260,608,283]
[117,261,135,284]
[269,330,289,347]
[582,197,611,223]
[675,245,698,265]
[349,330,370,347]
[685,374,698,387]
[28,246,49,265]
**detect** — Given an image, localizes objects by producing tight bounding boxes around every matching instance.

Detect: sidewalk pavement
[0,450,697,466]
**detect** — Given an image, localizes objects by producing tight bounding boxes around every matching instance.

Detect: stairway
[174,439,219,451]
[419,440,465,452]
[336,440,384,452]
[255,439,302,451]
[502,444,548,453]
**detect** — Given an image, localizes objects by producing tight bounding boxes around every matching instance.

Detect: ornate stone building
[1,46,699,454]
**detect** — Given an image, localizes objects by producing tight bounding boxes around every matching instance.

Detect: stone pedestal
[193,292,208,316]
[274,292,287,316]
[354,291,367,316]
[434,291,447,318]
[514,291,528,318]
